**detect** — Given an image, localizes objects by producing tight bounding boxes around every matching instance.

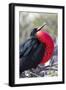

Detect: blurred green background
[19,12,58,44]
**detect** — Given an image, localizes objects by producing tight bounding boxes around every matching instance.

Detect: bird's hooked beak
[37,23,47,31]
[30,23,47,36]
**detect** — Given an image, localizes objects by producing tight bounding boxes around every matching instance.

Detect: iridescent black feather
[20,28,45,74]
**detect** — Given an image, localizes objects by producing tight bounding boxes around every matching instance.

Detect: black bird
[20,25,46,74]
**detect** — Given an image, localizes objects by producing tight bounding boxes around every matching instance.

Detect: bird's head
[30,24,46,36]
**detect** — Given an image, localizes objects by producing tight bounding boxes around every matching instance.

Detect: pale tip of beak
[37,23,47,31]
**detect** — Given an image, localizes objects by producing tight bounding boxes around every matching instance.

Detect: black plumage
[20,28,45,74]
